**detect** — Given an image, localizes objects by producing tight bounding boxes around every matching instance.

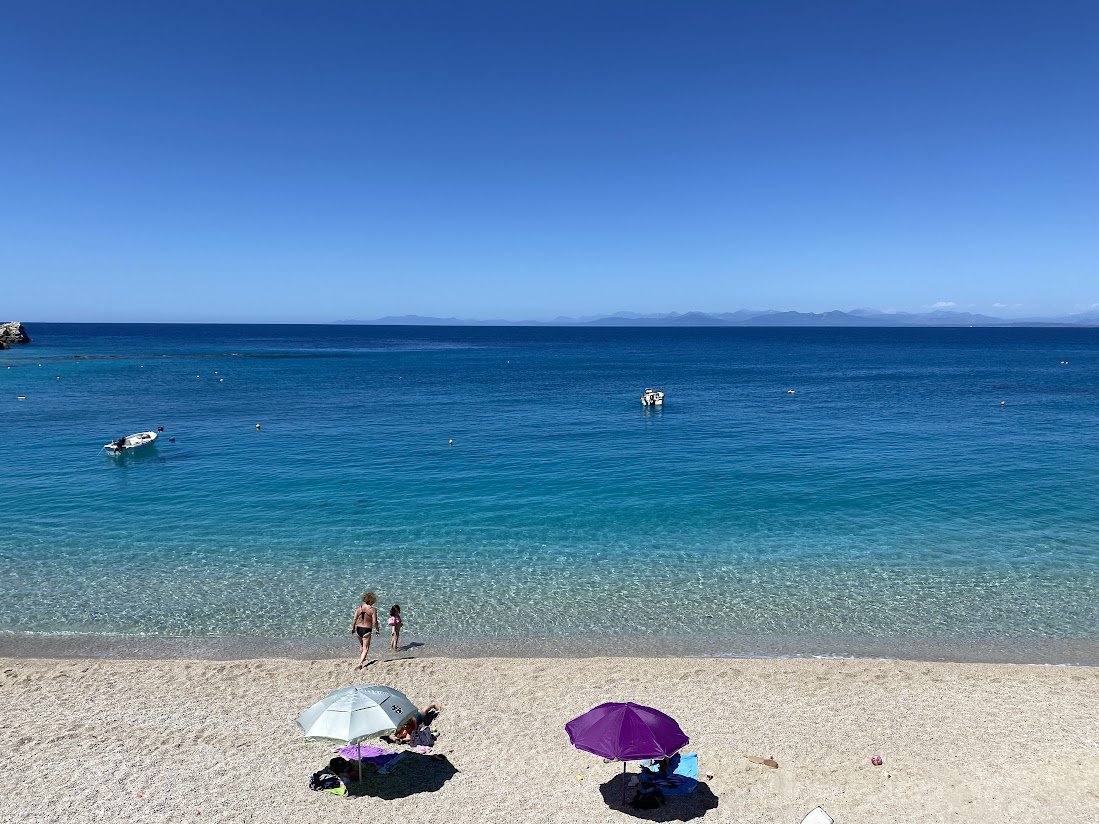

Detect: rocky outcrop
[0,322,30,345]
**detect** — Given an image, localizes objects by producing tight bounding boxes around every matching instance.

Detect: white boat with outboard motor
[640,388,665,406]
[103,431,158,454]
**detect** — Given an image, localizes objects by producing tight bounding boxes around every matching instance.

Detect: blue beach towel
[641,752,699,796]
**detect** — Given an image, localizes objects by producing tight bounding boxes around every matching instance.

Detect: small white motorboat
[640,388,665,407]
[104,431,158,454]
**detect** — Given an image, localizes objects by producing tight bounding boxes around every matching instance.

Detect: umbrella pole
[621,761,627,806]
[357,742,362,783]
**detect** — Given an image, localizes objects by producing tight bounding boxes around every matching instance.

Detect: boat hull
[104,431,158,453]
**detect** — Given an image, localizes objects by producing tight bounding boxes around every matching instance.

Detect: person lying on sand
[328,756,354,782]
[384,703,443,745]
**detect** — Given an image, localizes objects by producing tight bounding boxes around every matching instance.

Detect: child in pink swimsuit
[387,604,403,651]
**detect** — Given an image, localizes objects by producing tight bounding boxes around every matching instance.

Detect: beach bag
[411,725,436,747]
[631,786,665,809]
[309,770,344,793]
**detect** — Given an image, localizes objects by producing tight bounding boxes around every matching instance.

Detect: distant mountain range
[336,309,1099,327]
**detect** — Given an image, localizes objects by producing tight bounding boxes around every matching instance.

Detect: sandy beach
[1,654,1096,824]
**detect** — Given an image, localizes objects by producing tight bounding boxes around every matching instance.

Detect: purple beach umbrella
[565,702,689,804]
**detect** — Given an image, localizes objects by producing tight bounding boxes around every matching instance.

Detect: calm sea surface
[1,324,1096,663]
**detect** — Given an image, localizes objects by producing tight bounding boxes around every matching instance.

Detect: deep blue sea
[1,324,1097,663]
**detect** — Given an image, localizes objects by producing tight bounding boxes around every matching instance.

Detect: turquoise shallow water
[1,324,1097,663]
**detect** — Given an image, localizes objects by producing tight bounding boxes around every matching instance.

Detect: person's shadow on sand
[382,642,426,661]
[598,774,719,822]
[349,753,457,800]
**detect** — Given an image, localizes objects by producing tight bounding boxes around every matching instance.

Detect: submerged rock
[0,321,30,345]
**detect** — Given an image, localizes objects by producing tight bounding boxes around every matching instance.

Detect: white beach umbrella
[296,684,419,782]
[297,684,419,744]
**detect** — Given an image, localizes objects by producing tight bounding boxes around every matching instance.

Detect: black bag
[632,787,665,809]
[309,770,343,791]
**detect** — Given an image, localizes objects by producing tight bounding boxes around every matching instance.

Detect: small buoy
[255,423,261,430]
[448,439,454,446]
[219,378,224,382]
[56,376,61,380]
[1000,400,1005,406]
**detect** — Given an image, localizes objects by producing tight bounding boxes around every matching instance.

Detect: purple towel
[337,743,399,767]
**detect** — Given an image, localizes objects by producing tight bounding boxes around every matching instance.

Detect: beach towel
[641,752,699,797]
[377,752,406,775]
[337,743,392,761]
[336,744,403,773]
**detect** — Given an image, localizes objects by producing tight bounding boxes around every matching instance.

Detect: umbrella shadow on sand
[349,753,458,800]
[598,774,719,822]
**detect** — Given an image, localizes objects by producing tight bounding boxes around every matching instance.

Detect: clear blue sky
[2,0,1096,322]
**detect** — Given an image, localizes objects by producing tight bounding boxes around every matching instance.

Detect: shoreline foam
[2,630,1098,667]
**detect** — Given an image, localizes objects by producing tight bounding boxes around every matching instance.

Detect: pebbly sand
[1,655,1096,824]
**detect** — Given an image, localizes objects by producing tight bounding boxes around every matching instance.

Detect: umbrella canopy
[565,701,688,762]
[296,685,419,745]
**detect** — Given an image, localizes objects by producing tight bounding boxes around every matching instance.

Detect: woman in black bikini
[351,591,381,670]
